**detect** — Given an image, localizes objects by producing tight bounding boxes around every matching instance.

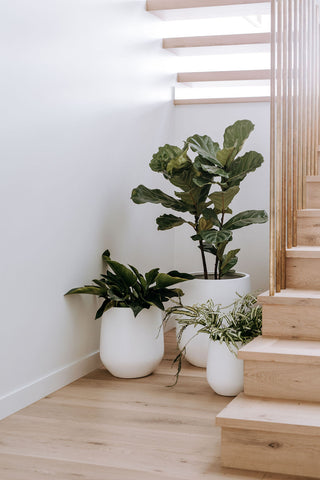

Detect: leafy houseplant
[131,120,268,279]
[164,293,262,390]
[65,250,193,379]
[65,249,193,318]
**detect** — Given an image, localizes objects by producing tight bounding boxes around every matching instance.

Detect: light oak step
[216,393,320,478]
[177,69,270,83]
[259,289,320,340]
[239,336,320,401]
[306,176,320,209]
[297,209,320,246]
[174,96,270,105]
[163,32,271,49]
[286,246,320,289]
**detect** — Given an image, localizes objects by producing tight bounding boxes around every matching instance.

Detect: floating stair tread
[147,0,270,10]
[174,96,270,105]
[259,288,320,305]
[163,32,271,49]
[297,208,320,217]
[286,246,320,258]
[177,69,271,83]
[306,175,320,182]
[238,336,320,364]
[216,393,320,435]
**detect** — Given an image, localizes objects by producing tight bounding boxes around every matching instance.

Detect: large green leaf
[223,209,268,230]
[131,185,189,212]
[197,162,228,177]
[208,186,240,213]
[167,271,194,280]
[202,208,221,228]
[155,273,189,289]
[65,286,102,296]
[220,249,240,276]
[145,268,160,287]
[228,151,264,187]
[105,259,137,287]
[187,135,221,164]
[216,147,236,167]
[200,229,233,245]
[223,120,254,160]
[156,214,187,231]
[150,144,185,172]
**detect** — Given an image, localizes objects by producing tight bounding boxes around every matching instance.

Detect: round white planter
[206,340,244,396]
[177,272,251,368]
[100,307,164,378]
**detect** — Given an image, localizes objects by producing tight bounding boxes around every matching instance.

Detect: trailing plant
[163,292,262,385]
[131,120,268,279]
[65,250,194,319]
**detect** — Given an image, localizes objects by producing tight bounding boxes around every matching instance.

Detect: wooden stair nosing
[163,32,271,49]
[306,175,320,182]
[177,69,270,83]
[297,208,320,217]
[147,0,270,12]
[174,96,270,105]
[286,246,320,258]
[216,393,320,435]
[238,336,320,365]
[258,289,320,306]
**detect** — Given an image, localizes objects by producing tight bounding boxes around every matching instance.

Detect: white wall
[171,103,270,291]
[0,0,270,419]
[0,0,175,419]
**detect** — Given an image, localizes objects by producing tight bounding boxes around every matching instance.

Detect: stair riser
[244,360,320,402]
[221,427,320,478]
[306,181,320,208]
[297,216,320,246]
[262,304,320,340]
[286,257,320,289]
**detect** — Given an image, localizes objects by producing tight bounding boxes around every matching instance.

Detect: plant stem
[214,256,219,280]
[199,238,208,279]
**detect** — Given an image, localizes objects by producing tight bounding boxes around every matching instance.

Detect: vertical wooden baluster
[276,0,283,292]
[281,0,288,290]
[270,0,276,296]
[292,0,298,246]
[298,0,304,210]
[287,0,293,249]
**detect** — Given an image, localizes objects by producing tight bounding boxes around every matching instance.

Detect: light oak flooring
[0,331,313,480]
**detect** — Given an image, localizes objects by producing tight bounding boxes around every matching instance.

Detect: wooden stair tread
[147,0,270,11]
[177,69,270,82]
[216,393,320,435]
[238,336,320,364]
[259,288,320,305]
[174,96,270,105]
[297,208,320,217]
[163,32,271,49]
[286,246,320,258]
[306,175,320,182]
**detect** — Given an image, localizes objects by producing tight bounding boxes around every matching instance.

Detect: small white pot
[206,340,244,396]
[177,272,251,367]
[100,307,164,378]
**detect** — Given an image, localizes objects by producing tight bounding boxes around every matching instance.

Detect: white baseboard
[0,351,101,420]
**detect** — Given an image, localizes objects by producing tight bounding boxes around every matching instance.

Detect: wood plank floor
[0,331,312,480]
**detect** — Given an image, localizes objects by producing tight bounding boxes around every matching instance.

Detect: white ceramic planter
[177,273,251,367]
[100,307,164,378]
[206,340,244,396]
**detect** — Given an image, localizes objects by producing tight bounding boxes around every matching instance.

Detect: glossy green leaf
[200,229,233,245]
[208,186,240,213]
[95,300,115,319]
[167,271,194,280]
[223,120,254,158]
[105,259,137,287]
[216,147,236,167]
[156,214,187,231]
[223,209,268,231]
[65,286,102,296]
[150,144,185,173]
[202,208,221,228]
[227,151,264,187]
[145,268,160,286]
[187,134,220,164]
[155,273,189,289]
[131,185,188,212]
[220,249,240,276]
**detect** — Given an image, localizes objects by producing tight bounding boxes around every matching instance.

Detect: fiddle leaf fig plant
[131,120,268,279]
[65,250,193,319]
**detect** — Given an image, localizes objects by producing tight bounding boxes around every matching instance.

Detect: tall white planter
[177,273,251,367]
[100,307,164,378]
[206,340,244,396]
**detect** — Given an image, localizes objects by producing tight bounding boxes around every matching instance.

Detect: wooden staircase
[216,175,320,478]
